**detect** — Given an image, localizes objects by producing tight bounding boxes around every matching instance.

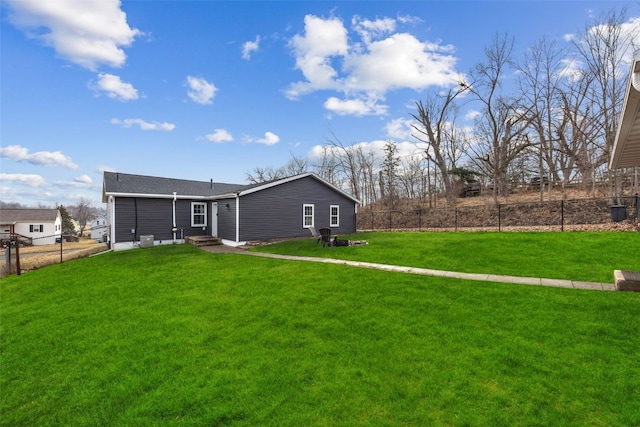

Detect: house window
[330,205,339,227]
[30,224,43,232]
[303,204,314,228]
[191,202,207,227]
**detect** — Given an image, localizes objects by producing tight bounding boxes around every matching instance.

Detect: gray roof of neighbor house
[102,171,253,200]
[610,48,640,169]
[0,209,60,224]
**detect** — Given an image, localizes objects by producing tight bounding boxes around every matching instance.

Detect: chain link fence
[357,196,640,232]
[2,231,109,277]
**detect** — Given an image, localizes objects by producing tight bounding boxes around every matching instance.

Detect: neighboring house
[102,172,360,250]
[90,215,108,240]
[0,209,62,246]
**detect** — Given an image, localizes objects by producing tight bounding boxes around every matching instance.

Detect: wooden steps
[186,236,222,247]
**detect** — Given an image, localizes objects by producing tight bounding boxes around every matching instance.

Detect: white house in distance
[90,215,108,240]
[0,209,62,246]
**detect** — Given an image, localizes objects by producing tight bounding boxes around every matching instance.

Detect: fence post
[498,204,501,232]
[418,209,422,231]
[5,243,11,274]
[455,207,458,232]
[13,235,21,276]
[60,234,64,264]
[371,211,374,231]
[388,210,392,231]
[561,200,564,232]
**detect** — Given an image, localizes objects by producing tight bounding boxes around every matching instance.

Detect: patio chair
[308,226,322,244]
[318,227,333,247]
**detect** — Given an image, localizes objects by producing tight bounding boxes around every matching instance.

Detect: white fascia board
[104,191,240,200]
[104,192,210,200]
[208,192,238,200]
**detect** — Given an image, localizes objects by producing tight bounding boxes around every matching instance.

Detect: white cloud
[286,15,349,98]
[286,14,461,117]
[5,0,141,70]
[186,76,217,105]
[242,36,260,60]
[75,174,93,184]
[324,97,387,116]
[56,174,94,188]
[111,118,176,131]
[385,117,414,140]
[0,144,79,169]
[343,33,458,93]
[0,173,47,187]
[465,110,481,121]
[204,129,233,143]
[249,131,280,146]
[352,16,396,44]
[91,73,138,101]
[96,165,116,173]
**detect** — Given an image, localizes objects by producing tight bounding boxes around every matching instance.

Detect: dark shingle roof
[0,209,59,223]
[103,172,252,198]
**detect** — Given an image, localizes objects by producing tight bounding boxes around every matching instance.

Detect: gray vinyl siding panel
[114,197,211,243]
[238,176,356,241]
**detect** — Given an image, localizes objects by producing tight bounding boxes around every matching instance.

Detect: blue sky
[1,0,638,208]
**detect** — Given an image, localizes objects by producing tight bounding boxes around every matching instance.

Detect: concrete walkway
[201,244,615,291]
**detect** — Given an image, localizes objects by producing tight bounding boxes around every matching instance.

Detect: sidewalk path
[201,245,615,291]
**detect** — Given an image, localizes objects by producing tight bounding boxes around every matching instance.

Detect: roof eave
[610,53,640,169]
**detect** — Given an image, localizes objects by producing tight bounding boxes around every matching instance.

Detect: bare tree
[283,154,308,176]
[69,197,96,237]
[465,33,535,203]
[246,166,285,184]
[571,8,639,198]
[410,86,466,203]
[325,131,363,202]
[517,37,567,201]
[312,145,340,186]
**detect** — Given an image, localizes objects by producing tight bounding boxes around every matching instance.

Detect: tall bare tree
[465,33,535,203]
[571,8,639,197]
[410,86,467,203]
[517,37,567,201]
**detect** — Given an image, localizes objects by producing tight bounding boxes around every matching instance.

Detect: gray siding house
[102,172,359,250]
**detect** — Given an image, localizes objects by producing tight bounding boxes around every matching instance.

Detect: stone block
[614,270,640,292]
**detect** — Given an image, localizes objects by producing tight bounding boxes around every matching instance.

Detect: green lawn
[1,242,639,426]
[253,231,640,283]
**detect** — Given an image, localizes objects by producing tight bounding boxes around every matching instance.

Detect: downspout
[172,192,177,243]
[235,193,240,243]
[108,195,115,247]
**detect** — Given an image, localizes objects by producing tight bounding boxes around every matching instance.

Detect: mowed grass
[253,231,640,283]
[1,243,639,426]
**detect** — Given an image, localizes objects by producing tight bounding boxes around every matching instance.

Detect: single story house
[0,208,62,246]
[102,171,360,250]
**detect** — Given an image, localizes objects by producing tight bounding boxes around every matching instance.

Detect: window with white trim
[191,202,207,227]
[30,224,44,232]
[303,204,314,228]
[330,205,339,227]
